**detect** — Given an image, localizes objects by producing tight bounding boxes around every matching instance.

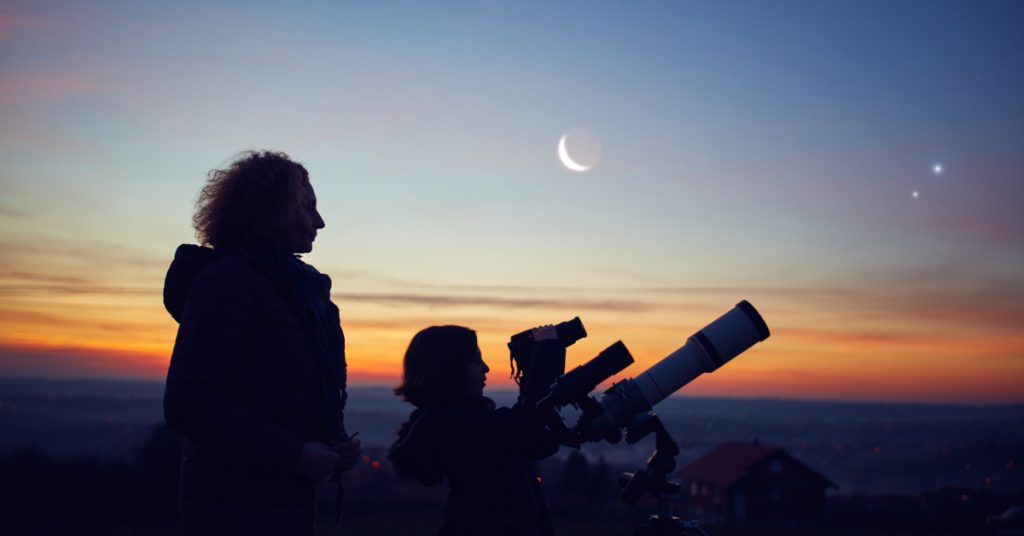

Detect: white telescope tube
[582,300,770,440]
[633,300,769,408]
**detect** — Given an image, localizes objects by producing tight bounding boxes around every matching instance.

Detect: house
[678,440,837,525]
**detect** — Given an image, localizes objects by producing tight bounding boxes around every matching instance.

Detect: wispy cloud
[0,269,92,286]
[0,234,168,330]
[0,284,159,297]
[0,342,166,379]
[0,14,53,41]
[330,269,866,299]
[0,72,100,103]
[0,205,29,219]
[341,273,1024,332]
[333,292,652,312]
[0,234,168,271]
[776,327,927,346]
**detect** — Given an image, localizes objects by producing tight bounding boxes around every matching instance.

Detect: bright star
[933,163,943,175]
[912,191,920,199]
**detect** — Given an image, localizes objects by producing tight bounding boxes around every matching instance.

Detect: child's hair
[394,325,480,407]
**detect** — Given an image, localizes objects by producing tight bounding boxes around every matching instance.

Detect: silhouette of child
[388,325,562,536]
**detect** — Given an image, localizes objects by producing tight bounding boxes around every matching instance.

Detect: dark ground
[1,377,1022,535]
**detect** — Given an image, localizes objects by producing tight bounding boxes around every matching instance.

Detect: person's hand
[330,437,362,473]
[297,442,340,483]
[532,324,558,342]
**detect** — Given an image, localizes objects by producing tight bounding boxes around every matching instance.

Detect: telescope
[512,301,769,534]
[530,300,770,446]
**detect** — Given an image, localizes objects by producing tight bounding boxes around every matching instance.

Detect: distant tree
[133,423,183,520]
[560,450,592,496]
[0,425,186,529]
[0,448,52,521]
[589,456,611,502]
[0,447,137,525]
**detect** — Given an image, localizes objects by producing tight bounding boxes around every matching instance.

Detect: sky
[1,0,1022,403]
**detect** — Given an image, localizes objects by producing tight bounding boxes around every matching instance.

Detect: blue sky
[1,0,1022,401]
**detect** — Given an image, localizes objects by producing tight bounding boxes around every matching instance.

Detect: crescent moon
[558,134,590,172]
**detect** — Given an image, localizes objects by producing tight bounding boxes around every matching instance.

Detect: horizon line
[2,375,1022,409]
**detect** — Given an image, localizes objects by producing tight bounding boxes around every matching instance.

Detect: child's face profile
[463,348,489,397]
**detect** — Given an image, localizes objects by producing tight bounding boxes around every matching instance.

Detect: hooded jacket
[388,341,563,536]
[163,244,339,532]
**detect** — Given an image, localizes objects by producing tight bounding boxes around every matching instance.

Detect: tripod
[618,414,709,536]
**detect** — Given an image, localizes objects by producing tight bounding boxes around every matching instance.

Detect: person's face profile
[463,349,489,398]
[289,180,325,254]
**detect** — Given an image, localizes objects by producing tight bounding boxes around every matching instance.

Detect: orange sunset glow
[2,255,1022,403]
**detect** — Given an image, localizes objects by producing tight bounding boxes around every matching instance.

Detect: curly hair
[193,150,310,248]
[395,325,480,407]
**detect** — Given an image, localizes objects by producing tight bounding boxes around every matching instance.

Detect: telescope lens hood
[736,300,770,341]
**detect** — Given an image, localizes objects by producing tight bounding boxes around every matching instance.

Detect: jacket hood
[387,397,495,486]
[387,407,445,486]
[163,244,215,323]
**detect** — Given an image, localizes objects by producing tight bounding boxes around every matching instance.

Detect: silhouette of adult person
[163,151,360,535]
[387,325,562,536]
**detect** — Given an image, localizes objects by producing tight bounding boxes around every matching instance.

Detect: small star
[933,163,943,175]
[912,191,920,199]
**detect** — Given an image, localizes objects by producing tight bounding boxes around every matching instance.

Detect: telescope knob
[618,470,649,505]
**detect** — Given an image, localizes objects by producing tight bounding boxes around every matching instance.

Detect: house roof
[678,441,837,488]
[679,441,778,487]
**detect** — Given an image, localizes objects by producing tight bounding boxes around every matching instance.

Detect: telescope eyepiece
[508,317,588,384]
